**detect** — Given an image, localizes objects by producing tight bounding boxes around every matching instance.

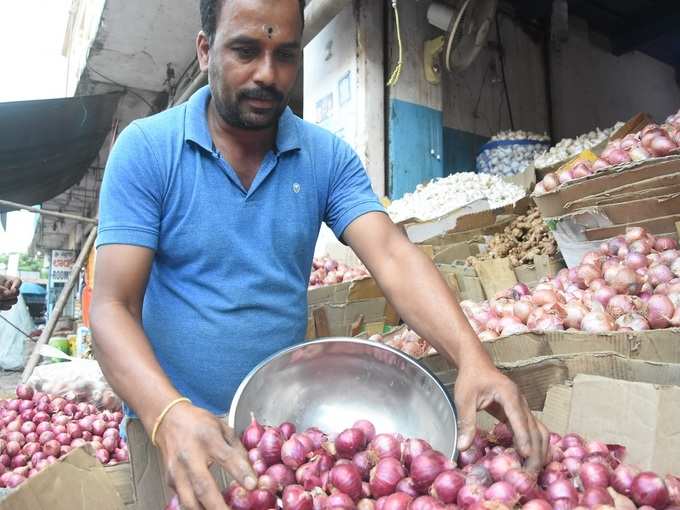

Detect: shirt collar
[184,85,301,155]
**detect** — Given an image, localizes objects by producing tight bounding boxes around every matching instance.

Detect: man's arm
[91,245,255,510]
[343,212,549,472]
[0,275,21,311]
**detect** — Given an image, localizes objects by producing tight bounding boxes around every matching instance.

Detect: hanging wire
[386,0,403,87]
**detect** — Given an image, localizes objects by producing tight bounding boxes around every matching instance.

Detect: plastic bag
[26,344,122,411]
[0,294,33,370]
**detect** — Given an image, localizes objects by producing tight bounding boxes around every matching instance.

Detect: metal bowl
[228,337,457,458]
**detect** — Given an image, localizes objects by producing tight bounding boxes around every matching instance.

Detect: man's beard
[213,82,286,131]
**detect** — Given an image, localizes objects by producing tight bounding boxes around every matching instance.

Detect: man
[0,275,21,311]
[91,1,549,509]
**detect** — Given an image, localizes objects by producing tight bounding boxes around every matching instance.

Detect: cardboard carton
[398,199,492,243]
[0,446,126,510]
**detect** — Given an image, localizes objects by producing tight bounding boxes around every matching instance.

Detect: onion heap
[367,328,435,360]
[165,418,680,510]
[0,384,128,489]
[309,257,370,289]
[466,208,558,268]
[458,227,680,340]
[535,110,680,195]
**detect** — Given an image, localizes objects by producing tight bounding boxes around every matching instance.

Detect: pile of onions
[535,110,680,195]
[0,384,127,489]
[309,257,370,289]
[165,418,680,510]
[457,227,680,339]
[367,328,435,360]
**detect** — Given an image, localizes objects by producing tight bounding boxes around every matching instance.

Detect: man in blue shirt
[91,0,548,508]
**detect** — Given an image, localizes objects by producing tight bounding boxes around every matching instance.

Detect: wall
[303,2,385,195]
[550,18,680,139]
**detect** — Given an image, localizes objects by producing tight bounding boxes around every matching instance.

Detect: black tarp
[0,93,121,212]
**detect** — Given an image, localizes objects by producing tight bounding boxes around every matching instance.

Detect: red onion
[278,422,296,441]
[410,496,445,510]
[543,173,559,191]
[430,470,465,503]
[283,485,313,510]
[610,268,641,294]
[503,469,537,497]
[457,484,485,508]
[521,500,552,510]
[330,463,363,502]
[563,446,587,460]
[336,428,366,459]
[243,415,265,450]
[4,472,26,488]
[266,463,296,491]
[259,428,284,466]
[564,301,589,329]
[15,385,33,401]
[396,477,419,497]
[665,475,680,506]
[257,474,278,494]
[251,489,277,510]
[593,286,616,307]
[581,487,613,508]
[581,312,615,332]
[648,136,677,156]
[457,445,484,467]
[631,472,670,510]
[563,457,581,476]
[326,492,355,510]
[488,452,521,482]
[352,420,376,442]
[369,434,401,461]
[382,493,412,510]
[547,479,578,505]
[352,451,374,481]
[579,462,610,489]
[370,457,405,498]
[485,481,519,505]
[410,451,446,492]
[315,451,335,473]
[282,437,308,469]
[649,264,674,287]
[225,483,250,510]
[532,289,561,306]
[402,438,432,468]
[41,438,60,457]
[57,432,72,447]
[463,464,493,488]
[646,294,674,329]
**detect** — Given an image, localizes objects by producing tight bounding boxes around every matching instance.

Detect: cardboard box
[585,215,680,241]
[421,215,514,246]
[398,198,491,243]
[533,155,680,218]
[421,328,680,377]
[503,165,536,192]
[0,446,126,510]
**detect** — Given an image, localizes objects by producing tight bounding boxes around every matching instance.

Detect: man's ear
[197,31,210,72]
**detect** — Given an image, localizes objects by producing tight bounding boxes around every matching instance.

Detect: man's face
[199,0,302,130]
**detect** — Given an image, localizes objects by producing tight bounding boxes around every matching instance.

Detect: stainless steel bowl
[228,337,457,458]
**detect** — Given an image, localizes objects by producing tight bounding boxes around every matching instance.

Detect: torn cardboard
[566,374,680,474]
[399,198,491,243]
[533,154,680,218]
[0,446,126,510]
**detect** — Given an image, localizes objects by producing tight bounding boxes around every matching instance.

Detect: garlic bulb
[387,172,525,223]
[534,122,624,169]
[477,130,550,177]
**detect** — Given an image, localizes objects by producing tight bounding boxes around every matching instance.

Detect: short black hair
[200,0,306,45]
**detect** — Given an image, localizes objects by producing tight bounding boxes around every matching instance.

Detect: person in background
[0,275,21,311]
[91,1,550,509]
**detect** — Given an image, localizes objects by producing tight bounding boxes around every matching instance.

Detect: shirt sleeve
[96,122,164,251]
[324,139,386,240]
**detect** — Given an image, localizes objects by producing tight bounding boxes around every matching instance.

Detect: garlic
[477,130,550,177]
[387,172,525,223]
[534,122,624,169]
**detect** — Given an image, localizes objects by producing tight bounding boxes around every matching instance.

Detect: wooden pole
[21,223,98,382]
[0,199,98,224]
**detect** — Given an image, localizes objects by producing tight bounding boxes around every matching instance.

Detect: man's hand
[455,362,550,473]
[155,402,257,510]
[0,275,21,311]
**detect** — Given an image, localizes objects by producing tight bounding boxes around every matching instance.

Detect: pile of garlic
[533,122,624,169]
[387,172,525,223]
[490,130,550,142]
[476,130,550,177]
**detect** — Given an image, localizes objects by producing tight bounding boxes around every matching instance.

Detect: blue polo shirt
[96,85,384,414]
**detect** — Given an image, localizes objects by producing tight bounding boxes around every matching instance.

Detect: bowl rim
[227,337,457,449]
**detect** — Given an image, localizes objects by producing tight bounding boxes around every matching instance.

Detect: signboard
[50,250,75,284]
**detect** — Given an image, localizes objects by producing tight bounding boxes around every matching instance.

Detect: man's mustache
[239,87,283,102]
